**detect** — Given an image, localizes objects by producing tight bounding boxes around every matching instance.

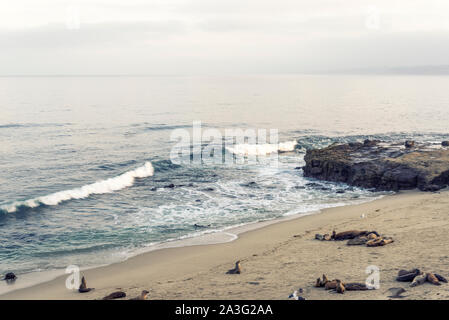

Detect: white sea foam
[226,140,298,155]
[1,162,154,213]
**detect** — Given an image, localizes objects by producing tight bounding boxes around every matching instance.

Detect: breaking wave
[0,162,154,214]
[226,140,298,155]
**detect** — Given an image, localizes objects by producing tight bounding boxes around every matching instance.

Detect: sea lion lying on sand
[344,283,370,291]
[410,274,427,287]
[331,230,380,241]
[435,274,448,283]
[315,275,376,294]
[315,234,332,241]
[335,280,345,294]
[347,237,369,246]
[396,269,422,282]
[226,261,241,274]
[130,290,150,300]
[315,274,329,287]
[426,273,441,286]
[324,280,339,290]
[78,276,94,293]
[103,291,126,300]
[366,237,394,247]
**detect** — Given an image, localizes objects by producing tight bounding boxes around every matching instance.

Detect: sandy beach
[2,190,449,300]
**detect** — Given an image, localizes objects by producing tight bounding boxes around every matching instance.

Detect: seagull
[288,288,305,300]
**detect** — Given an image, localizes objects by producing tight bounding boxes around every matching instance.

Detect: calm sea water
[1,74,449,278]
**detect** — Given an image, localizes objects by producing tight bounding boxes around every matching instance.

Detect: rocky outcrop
[303,140,449,191]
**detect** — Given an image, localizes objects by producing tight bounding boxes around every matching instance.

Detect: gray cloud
[1,0,449,75]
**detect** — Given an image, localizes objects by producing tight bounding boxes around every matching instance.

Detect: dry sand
[2,190,449,300]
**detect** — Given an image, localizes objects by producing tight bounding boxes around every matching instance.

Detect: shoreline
[2,190,449,300]
[0,194,384,297]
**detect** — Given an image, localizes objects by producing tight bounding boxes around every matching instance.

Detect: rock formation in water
[303,140,449,192]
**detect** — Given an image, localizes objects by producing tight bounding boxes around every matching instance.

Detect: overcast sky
[1,0,449,75]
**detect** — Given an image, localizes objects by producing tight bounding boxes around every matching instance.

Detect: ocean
[1,74,449,283]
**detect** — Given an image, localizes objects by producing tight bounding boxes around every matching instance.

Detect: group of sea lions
[396,268,447,287]
[314,274,373,294]
[78,275,149,300]
[315,230,394,247]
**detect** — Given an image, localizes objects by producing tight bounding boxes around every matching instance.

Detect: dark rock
[442,141,449,147]
[303,141,449,191]
[165,184,175,188]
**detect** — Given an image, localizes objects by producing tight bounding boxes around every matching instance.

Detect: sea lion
[2,272,17,282]
[410,274,427,287]
[324,280,339,290]
[103,291,126,300]
[426,273,441,286]
[130,290,150,300]
[344,283,369,291]
[78,276,94,293]
[366,237,394,247]
[434,274,448,283]
[347,236,368,246]
[194,224,211,229]
[335,280,345,294]
[226,261,241,274]
[387,287,406,298]
[315,274,329,287]
[315,234,324,241]
[396,269,421,282]
[323,234,332,241]
[332,230,370,240]
[405,140,415,148]
[367,232,378,240]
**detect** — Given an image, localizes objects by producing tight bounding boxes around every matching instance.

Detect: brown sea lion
[315,274,329,287]
[78,276,94,293]
[130,290,150,300]
[396,269,421,282]
[344,283,369,291]
[366,237,394,247]
[226,261,241,274]
[367,232,378,240]
[335,280,345,294]
[103,291,126,300]
[426,273,441,286]
[410,274,427,287]
[434,274,448,283]
[325,280,339,290]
